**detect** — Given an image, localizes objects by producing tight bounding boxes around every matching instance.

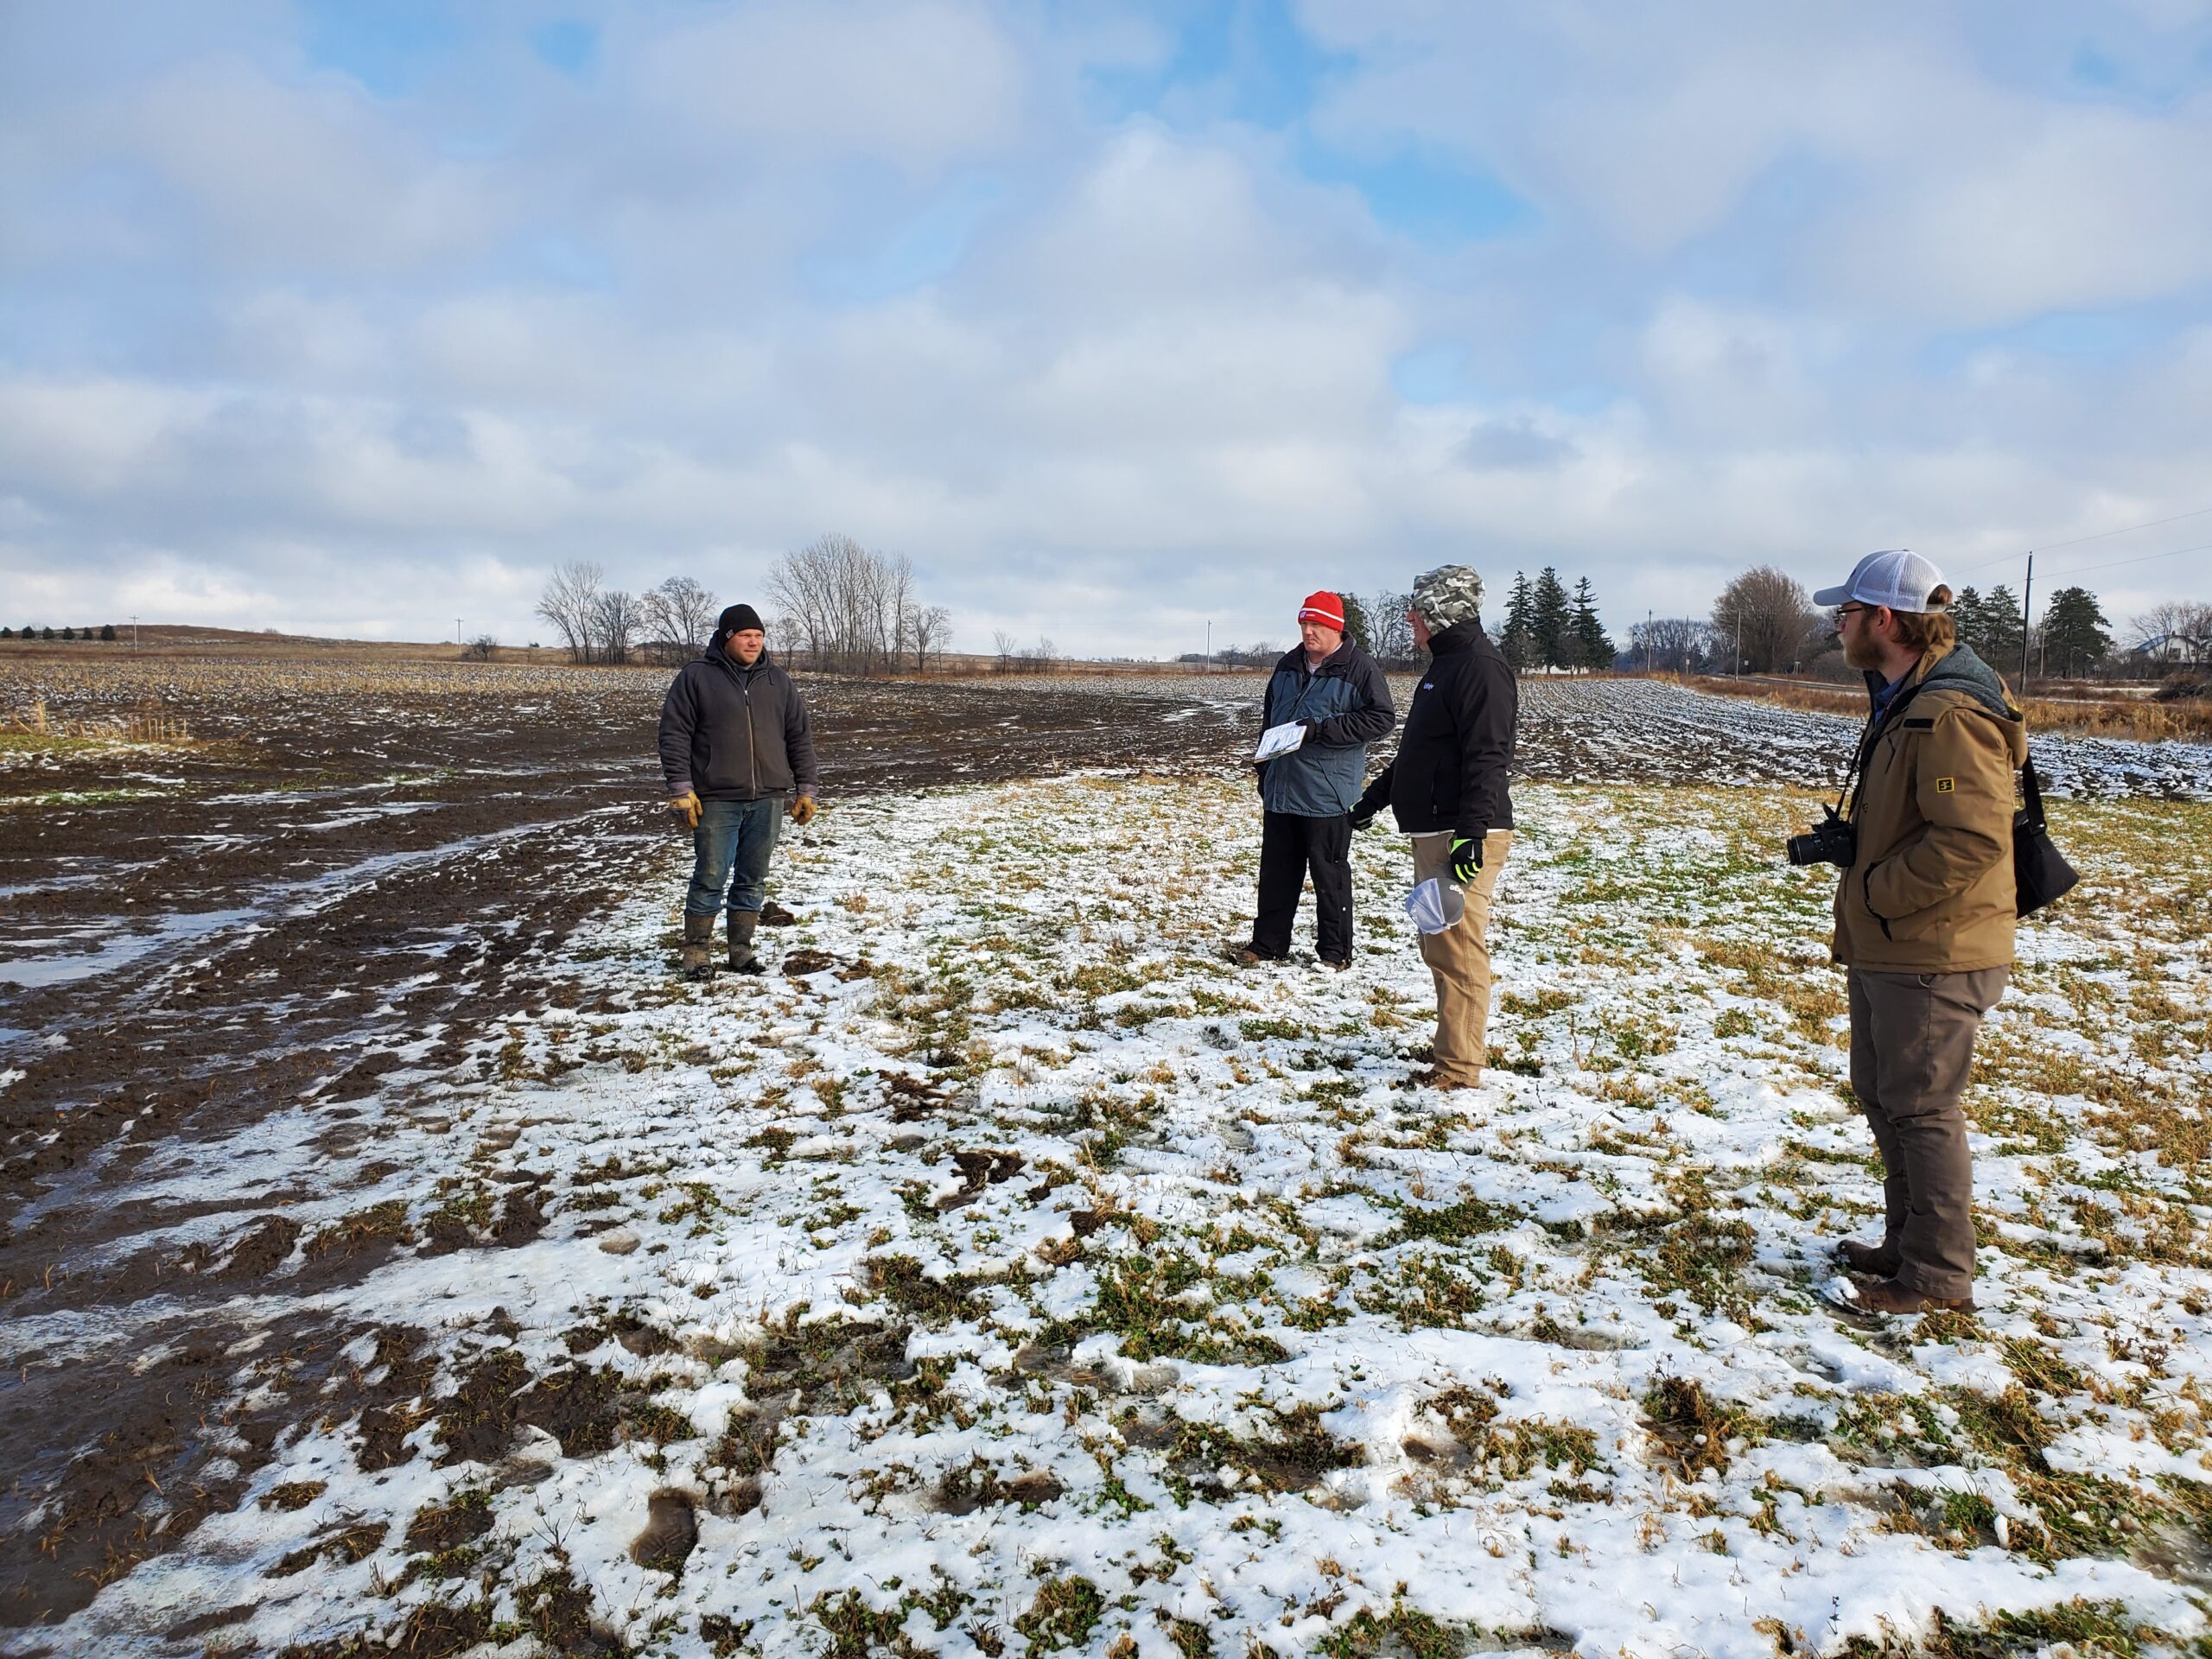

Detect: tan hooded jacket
[1832,641,2027,973]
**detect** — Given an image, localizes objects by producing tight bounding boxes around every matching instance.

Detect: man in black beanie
[656,603,819,978]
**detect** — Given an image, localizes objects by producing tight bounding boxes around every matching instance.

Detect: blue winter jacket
[1257,642,1395,817]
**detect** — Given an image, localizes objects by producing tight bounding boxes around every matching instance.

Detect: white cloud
[118,55,501,271]
[1301,1,2212,327]
[625,0,1026,168]
[2,3,2209,649]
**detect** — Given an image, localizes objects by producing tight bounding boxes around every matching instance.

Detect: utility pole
[1645,608,1653,676]
[1734,608,1742,677]
[130,614,138,650]
[1205,620,1211,674]
[2018,552,2033,693]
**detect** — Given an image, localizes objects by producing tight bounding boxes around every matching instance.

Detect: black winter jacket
[1355,619,1516,838]
[657,649,819,802]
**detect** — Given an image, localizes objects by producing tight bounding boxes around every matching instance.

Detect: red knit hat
[1297,591,1345,630]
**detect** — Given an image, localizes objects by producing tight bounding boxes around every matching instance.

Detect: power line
[2043,537,2212,581]
[2038,503,2212,552]
[1949,501,2212,577]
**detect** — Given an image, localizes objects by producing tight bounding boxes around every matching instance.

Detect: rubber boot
[726,909,764,975]
[680,912,715,981]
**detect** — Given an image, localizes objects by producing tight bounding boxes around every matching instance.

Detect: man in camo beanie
[1351,562,1517,1091]
[1411,564,1486,632]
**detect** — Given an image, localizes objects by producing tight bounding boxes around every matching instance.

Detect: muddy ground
[0,664,1262,1637]
[3,659,2198,1645]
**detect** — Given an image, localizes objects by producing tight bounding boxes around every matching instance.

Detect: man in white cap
[1811,550,2026,1318]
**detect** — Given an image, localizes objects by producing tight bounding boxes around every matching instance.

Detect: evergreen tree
[1336,591,1373,656]
[100,624,118,642]
[1529,567,1571,669]
[1,627,10,639]
[62,626,75,640]
[2039,586,2111,678]
[1978,583,2025,669]
[1499,572,1535,670]
[1950,587,1986,648]
[1567,577,1613,671]
[40,627,53,640]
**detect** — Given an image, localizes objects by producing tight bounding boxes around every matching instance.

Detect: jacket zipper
[744,671,758,797]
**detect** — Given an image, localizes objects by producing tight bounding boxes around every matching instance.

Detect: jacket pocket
[1861,859,1940,943]
[700,740,742,794]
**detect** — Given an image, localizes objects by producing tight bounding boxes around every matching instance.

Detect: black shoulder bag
[2012,756,2078,916]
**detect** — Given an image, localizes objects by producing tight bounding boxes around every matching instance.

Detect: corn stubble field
[1,658,2209,1659]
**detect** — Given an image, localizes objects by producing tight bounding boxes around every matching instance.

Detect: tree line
[533,534,952,674]
[1353,571,1615,673]
[1175,576,1618,673]
[3,625,119,641]
[1625,563,2199,683]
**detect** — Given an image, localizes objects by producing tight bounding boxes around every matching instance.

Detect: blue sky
[3,1,2210,650]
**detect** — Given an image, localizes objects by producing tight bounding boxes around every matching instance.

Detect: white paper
[1254,721,1306,761]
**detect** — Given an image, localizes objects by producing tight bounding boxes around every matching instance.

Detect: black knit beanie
[717,603,765,635]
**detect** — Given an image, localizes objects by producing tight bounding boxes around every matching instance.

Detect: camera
[1786,807,1857,868]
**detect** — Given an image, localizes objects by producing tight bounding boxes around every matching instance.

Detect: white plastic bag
[1405,876,1466,935]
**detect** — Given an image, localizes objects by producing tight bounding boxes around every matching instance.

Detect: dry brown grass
[3,696,194,744]
[1680,673,2212,741]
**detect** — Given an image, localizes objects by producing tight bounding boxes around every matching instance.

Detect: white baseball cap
[1814,549,1948,613]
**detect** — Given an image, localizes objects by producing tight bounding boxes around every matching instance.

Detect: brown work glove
[789,795,818,826]
[667,790,702,830]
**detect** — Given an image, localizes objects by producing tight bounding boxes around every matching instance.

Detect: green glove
[1449,835,1483,884]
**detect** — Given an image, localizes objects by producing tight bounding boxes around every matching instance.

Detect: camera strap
[1833,676,1929,823]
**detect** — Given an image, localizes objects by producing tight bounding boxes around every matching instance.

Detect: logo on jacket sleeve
[1934,777,1955,792]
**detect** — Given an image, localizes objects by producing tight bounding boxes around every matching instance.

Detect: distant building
[2132,632,2208,666]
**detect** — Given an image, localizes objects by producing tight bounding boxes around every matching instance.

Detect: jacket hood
[1867,642,2026,766]
[1868,641,2017,723]
[707,641,777,674]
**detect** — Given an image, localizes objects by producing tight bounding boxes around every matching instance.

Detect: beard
[1840,631,1884,671]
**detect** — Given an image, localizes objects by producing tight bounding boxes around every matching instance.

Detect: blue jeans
[685,798,783,918]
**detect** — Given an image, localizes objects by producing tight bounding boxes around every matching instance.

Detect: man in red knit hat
[1239,591,1395,969]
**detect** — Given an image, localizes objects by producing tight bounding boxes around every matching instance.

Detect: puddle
[0,873,105,900]
[301,802,443,832]
[0,911,259,988]
[0,810,627,992]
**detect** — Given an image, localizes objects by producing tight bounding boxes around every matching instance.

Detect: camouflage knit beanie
[1411,565,1485,632]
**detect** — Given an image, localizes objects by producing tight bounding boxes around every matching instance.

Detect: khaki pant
[1847,965,2008,1300]
[1412,830,1512,1087]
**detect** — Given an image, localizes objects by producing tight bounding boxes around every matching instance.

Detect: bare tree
[992,630,1017,675]
[462,633,498,662]
[1361,592,1415,666]
[874,551,914,676]
[2128,599,2212,665]
[536,561,604,664]
[1629,616,1715,674]
[640,575,718,666]
[1712,567,1819,674]
[761,534,954,677]
[590,588,642,665]
[910,604,951,672]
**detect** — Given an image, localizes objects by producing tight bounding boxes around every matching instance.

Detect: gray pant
[1846,966,2008,1300]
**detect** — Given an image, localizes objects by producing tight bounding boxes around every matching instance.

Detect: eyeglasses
[1834,603,1872,619]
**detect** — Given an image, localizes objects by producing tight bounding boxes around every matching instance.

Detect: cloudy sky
[4,1,2210,655]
